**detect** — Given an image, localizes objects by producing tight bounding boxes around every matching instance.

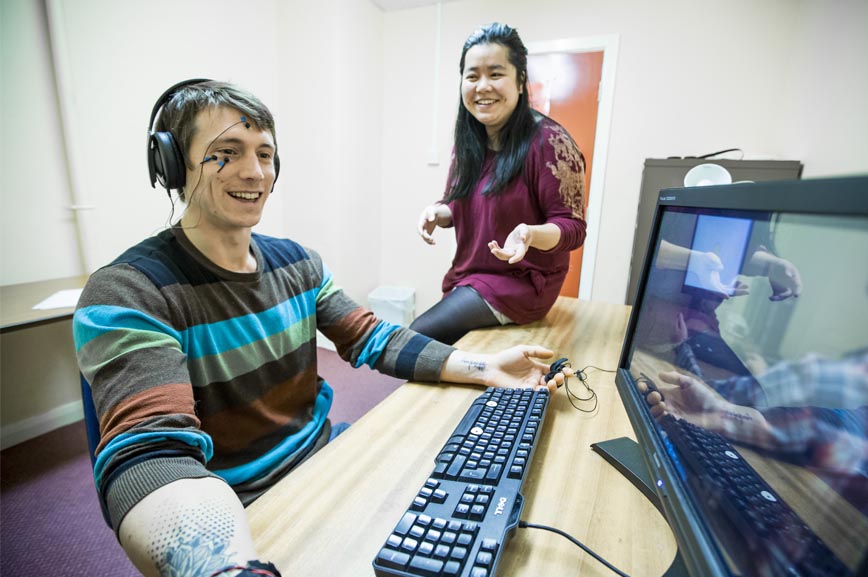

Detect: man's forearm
[119,477,261,577]
[711,405,777,450]
[439,351,490,386]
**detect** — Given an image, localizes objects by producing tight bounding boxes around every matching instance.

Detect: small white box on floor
[368,286,415,326]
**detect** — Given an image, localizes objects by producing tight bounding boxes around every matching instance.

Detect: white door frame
[526,35,620,301]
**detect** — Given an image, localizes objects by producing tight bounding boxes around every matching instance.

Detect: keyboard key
[450,546,468,561]
[475,551,493,566]
[480,538,498,552]
[376,548,410,570]
[460,469,487,482]
[434,544,450,559]
[409,555,443,576]
[394,512,416,536]
[387,534,402,548]
[400,537,418,553]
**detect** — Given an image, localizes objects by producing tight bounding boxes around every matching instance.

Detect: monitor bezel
[614,175,868,577]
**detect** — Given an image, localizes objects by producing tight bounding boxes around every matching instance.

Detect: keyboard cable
[518,520,631,577]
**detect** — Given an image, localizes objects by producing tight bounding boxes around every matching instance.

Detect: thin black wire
[519,520,631,577]
[563,364,615,413]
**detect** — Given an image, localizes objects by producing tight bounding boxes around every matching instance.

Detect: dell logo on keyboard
[494,497,509,516]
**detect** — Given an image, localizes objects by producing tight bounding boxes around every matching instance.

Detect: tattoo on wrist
[462,359,486,372]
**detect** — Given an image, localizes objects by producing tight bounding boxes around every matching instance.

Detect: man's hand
[417,204,453,245]
[639,371,729,429]
[643,371,775,449]
[441,346,574,394]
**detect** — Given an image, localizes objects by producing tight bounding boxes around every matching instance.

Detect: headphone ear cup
[149,131,186,191]
[269,153,281,193]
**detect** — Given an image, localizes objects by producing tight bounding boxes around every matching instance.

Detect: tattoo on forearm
[148,497,237,576]
[463,359,486,372]
[721,410,752,423]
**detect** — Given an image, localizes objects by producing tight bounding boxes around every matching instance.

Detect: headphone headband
[148,78,213,135]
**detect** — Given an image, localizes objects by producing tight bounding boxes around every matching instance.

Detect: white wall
[378,0,868,309]
[0,0,82,285]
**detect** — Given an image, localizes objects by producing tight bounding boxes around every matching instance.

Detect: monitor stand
[591,437,689,577]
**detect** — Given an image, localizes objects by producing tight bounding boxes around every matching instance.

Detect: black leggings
[409,286,501,345]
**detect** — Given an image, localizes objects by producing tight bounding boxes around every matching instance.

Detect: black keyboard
[373,387,550,577]
[660,414,853,577]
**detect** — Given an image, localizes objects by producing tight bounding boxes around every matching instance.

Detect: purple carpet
[0,348,404,576]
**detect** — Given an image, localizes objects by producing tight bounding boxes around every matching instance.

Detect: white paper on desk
[32,288,84,310]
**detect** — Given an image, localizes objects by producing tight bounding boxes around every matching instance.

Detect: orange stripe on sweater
[98,383,199,452]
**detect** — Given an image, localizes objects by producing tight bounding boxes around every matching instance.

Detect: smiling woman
[410,22,589,345]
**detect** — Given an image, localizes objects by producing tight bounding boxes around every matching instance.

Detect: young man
[73,80,569,577]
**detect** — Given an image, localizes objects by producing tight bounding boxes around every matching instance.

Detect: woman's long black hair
[444,23,539,202]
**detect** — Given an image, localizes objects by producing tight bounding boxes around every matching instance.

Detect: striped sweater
[73,228,454,529]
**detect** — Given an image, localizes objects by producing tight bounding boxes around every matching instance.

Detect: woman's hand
[489,224,532,264]
[489,223,562,264]
[418,204,453,245]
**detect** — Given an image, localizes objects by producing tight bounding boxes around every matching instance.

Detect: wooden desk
[0,275,88,333]
[247,297,677,575]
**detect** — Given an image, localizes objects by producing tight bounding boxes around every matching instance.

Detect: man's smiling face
[182,106,277,233]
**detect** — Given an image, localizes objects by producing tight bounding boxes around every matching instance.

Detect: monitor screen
[615,176,868,577]
[683,214,753,296]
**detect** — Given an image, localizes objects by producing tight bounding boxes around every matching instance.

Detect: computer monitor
[614,175,868,577]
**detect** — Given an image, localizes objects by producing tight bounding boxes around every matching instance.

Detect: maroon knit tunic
[442,117,587,324]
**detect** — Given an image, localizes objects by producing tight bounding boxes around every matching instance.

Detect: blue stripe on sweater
[183,289,318,359]
[74,288,320,358]
[353,321,400,369]
[73,305,183,351]
[93,430,214,490]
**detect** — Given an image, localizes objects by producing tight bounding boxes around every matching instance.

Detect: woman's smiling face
[461,42,522,147]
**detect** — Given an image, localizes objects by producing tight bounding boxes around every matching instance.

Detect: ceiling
[369,0,461,12]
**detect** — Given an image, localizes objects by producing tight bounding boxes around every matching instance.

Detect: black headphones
[147,78,280,194]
